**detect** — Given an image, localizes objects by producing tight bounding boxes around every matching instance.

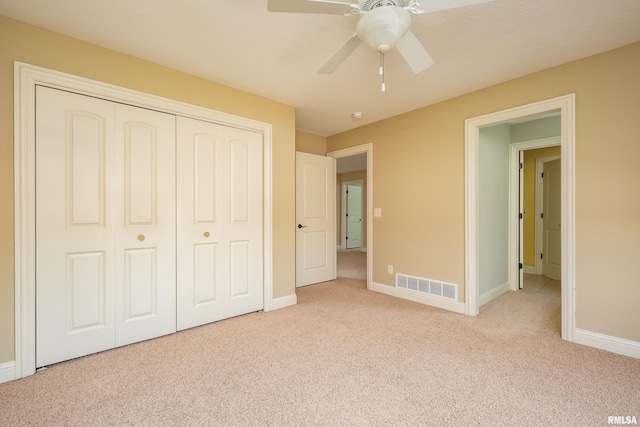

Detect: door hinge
[519,213,523,219]
[541,172,544,178]
[519,263,523,269]
[519,162,523,170]
[541,213,544,219]
[540,253,543,259]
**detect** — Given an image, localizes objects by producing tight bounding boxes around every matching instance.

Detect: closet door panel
[115,104,176,346]
[176,117,226,330]
[226,128,264,318]
[36,86,116,367]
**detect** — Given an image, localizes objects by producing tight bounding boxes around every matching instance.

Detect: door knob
[297,224,307,229]
[204,231,210,237]
[137,235,145,241]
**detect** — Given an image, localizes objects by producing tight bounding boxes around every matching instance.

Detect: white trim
[523,266,536,275]
[0,361,16,384]
[370,282,466,314]
[266,293,298,312]
[479,282,510,307]
[465,94,576,346]
[327,143,373,290]
[14,62,275,379]
[535,155,561,276]
[508,138,561,292]
[574,329,640,359]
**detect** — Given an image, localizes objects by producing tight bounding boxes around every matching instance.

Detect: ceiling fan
[267,0,492,86]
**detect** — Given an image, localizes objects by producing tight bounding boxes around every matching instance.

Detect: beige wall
[0,16,296,364]
[295,130,327,155]
[327,42,640,342]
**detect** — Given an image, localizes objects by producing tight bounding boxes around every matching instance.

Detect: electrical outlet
[387,265,393,274]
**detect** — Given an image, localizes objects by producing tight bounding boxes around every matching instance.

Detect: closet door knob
[204,231,210,237]
[137,235,145,241]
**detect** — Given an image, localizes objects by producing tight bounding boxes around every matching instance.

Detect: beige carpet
[337,250,366,280]
[1,279,639,426]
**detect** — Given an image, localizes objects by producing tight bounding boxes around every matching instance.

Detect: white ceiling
[1,0,639,136]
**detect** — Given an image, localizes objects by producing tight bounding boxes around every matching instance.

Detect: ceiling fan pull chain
[380,51,386,92]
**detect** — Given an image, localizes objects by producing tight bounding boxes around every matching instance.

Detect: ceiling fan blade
[318,34,361,74]
[419,0,494,14]
[396,30,434,74]
[267,0,357,15]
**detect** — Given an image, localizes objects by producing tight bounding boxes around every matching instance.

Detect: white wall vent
[396,273,458,301]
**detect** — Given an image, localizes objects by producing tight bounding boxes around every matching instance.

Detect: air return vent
[396,273,458,301]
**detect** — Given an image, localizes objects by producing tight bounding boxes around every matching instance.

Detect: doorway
[343,181,363,250]
[327,144,373,286]
[513,143,561,297]
[465,94,576,342]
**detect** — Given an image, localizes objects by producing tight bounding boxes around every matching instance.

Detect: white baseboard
[479,282,510,307]
[266,293,297,312]
[574,329,640,359]
[370,281,466,314]
[0,361,16,384]
[523,265,536,274]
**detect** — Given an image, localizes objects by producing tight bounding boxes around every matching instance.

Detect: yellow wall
[523,146,561,267]
[327,42,640,342]
[0,16,296,363]
[295,130,327,155]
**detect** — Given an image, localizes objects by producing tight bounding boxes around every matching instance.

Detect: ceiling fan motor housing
[356,4,411,53]
[359,0,406,11]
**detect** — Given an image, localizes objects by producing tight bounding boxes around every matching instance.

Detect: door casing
[327,144,373,288]
[465,94,575,343]
[508,137,561,292]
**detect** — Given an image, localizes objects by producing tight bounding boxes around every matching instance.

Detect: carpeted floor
[337,250,366,279]
[1,278,639,426]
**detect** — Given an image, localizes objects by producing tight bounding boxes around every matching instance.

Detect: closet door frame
[13,62,274,379]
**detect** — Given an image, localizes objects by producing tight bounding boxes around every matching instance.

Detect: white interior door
[225,126,264,317]
[113,104,176,347]
[346,184,362,249]
[295,152,336,287]
[177,117,263,330]
[36,86,116,367]
[518,151,524,289]
[542,158,562,280]
[36,86,177,366]
[177,117,226,329]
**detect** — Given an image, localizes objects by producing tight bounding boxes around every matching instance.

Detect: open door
[542,158,562,280]
[295,152,336,287]
[518,150,524,289]
[346,183,362,249]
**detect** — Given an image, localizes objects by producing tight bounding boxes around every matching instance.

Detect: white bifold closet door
[176,116,263,331]
[36,86,176,367]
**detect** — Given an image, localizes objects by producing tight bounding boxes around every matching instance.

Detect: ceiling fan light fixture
[356,5,411,53]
